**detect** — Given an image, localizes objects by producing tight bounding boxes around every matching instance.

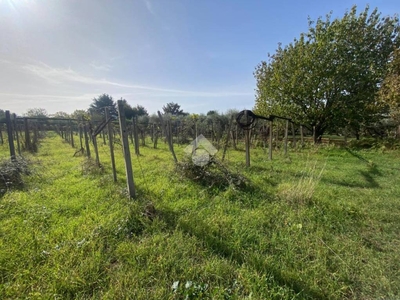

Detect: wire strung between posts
[236,110,258,130]
[236,110,272,130]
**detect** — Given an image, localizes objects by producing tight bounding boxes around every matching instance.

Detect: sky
[1,0,399,116]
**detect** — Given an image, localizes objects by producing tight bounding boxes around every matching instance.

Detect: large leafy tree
[379,48,400,124]
[89,94,117,118]
[254,6,400,141]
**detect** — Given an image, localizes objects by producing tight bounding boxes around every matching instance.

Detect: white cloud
[90,61,112,72]
[20,61,252,97]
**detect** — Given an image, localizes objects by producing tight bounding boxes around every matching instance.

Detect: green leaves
[254,5,400,141]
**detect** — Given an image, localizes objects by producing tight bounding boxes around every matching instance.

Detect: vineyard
[0,106,400,299]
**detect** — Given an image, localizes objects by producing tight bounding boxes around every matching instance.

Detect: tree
[71,109,90,121]
[52,111,70,119]
[162,102,186,116]
[0,109,5,122]
[254,5,400,142]
[117,99,148,120]
[132,105,149,118]
[89,94,117,118]
[118,99,135,120]
[379,48,400,124]
[24,108,49,118]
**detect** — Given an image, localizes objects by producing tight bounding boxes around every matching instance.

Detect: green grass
[0,132,400,299]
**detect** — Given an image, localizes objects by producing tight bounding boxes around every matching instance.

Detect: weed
[277,160,325,205]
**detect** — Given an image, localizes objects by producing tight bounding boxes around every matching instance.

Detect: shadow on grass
[157,207,326,299]
[322,164,382,189]
[344,147,371,163]
[170,217,327,299]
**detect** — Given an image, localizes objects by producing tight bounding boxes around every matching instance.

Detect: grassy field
[0,132,399,299]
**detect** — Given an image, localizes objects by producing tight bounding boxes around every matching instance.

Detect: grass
[0,132,399,299]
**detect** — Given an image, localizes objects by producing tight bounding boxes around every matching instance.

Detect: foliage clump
[0,157,32,196]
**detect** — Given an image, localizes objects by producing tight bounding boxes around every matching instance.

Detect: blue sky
[1,0,399,116]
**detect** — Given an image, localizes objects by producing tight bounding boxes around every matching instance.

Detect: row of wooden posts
[1,111,44,160]
[2,104,326,198]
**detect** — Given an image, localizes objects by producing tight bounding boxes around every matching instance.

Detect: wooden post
[269,120,273,160]
[90,114,100,165]
[69,120,74,148]
[313,126,316,144]
[84,124,91,158]
[117,100,136,198]
[157,111,178,163]
[33,122,38,145]
[93,133,100,165]
[102,130,106,145]
[78,123,83,151]
[24,117,31,151]
[222,115,234,162]
[284,119,289,156]
[291,122,296,148]
[106,108,117,182]
[13,114,21,156]
[133,117,140,155]
[300,125,304,146]
[244,111,250,167]
[5,111,16,161]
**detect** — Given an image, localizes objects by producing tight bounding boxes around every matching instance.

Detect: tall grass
[277,159,325,205]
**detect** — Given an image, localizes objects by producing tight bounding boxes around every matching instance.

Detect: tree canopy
[254,5,400,141]
[24,108,49,118]
[52,111,70,119]
[162,102,186,116]
[119,99,149,120]
[89,94,117,118]
[379,48,400,124]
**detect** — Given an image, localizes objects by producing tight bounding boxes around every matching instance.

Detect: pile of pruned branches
[176,156,247,190]
[0,158,32,196]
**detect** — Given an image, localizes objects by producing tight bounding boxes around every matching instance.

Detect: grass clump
[277,160,325,205]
